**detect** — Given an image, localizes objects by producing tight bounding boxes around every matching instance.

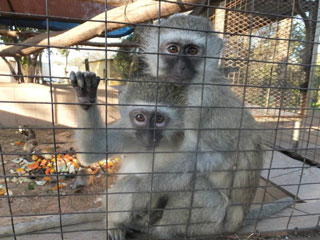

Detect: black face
[130,109,169,148]
[161,42,203,82]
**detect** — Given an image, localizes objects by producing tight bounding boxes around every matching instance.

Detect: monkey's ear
[213,36,224,56]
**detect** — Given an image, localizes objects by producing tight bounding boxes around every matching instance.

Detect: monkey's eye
[156,115,165,124]
[186,46,198,55]
[135,114,146,122]
[167,44,179,54]
[155,115,166,127]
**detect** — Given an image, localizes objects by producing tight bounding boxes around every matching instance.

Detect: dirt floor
[1,128,320,240]
[234,228,320,240]
[0,128,119,227]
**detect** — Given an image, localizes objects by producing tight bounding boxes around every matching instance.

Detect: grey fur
[70,14,293,240]
[71,70,292,240]
[72,71,190,239]
[136,13,293,238]
[140,14,223,82]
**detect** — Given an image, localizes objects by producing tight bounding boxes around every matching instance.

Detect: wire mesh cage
[0,0,320,239]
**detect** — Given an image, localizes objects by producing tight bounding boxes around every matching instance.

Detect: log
[79,40,139,48]
[0,30,40,38]
[95,0,137,6]
[0,0,199,57]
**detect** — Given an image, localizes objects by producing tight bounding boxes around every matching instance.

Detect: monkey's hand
[70,71,101,110]
[132,195,168,229]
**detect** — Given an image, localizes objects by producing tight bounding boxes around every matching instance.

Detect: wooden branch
[79,40,139,48]
[0,0,198,57]
[95,0,137,6]
[0,29,40,38]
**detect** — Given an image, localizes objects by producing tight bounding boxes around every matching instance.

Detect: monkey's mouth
[145,140,160,150]
[168,76,191,83]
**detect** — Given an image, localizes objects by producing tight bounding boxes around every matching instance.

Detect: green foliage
[28,182,35,190]
[289,20,306,64]
[113,34,142,79]
[0,25,42,43]
[0,25,44,83]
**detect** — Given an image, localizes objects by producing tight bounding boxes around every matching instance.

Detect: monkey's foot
[108,229,125,240]
[134,195,168,226]
[70,71,101,110]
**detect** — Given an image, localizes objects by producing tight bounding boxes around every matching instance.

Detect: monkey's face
[130,109,168,148]
[158,41,204,82]
[129,108,184,150]
[141,17,223,82]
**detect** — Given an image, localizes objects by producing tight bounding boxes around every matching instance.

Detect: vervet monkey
[70,71,190,239]
[70,72,291,239]
[137,13,293,237]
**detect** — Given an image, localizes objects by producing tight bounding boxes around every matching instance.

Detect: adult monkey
[137,13,293,237]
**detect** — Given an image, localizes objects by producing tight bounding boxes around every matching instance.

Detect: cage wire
[0,0,320,239]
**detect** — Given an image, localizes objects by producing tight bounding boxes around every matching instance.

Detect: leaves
[28,182,35,190]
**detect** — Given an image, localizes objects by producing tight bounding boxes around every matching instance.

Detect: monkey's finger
[76,71,85,88]
[69,71,77,87]
[92,74,101,88]
[84,71,92,87]
[87,71,100,88]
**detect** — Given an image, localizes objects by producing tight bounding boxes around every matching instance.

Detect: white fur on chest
[118,154,153,178]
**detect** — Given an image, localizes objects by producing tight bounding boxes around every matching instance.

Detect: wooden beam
[0,30,138,47]
[0,0,198,57]
[0,29,40,38]
[79,40,139,48]
[94,0,137,6]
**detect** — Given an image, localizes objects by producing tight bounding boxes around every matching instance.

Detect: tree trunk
[1,56,19,82]
[14,56,24,83]
[24,53,39,83]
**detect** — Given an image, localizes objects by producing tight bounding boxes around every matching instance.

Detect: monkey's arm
[75,105,108,165]
[71,71,126,166]
[71,71,106,165]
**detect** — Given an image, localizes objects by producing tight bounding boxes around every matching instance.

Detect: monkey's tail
[243,197,294,226]
[0,207,104,235]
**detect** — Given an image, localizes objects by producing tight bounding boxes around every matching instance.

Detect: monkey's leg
[148,179,229,238]
[107,175,149,240]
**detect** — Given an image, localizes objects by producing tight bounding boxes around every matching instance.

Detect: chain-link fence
[0,0,319,239]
